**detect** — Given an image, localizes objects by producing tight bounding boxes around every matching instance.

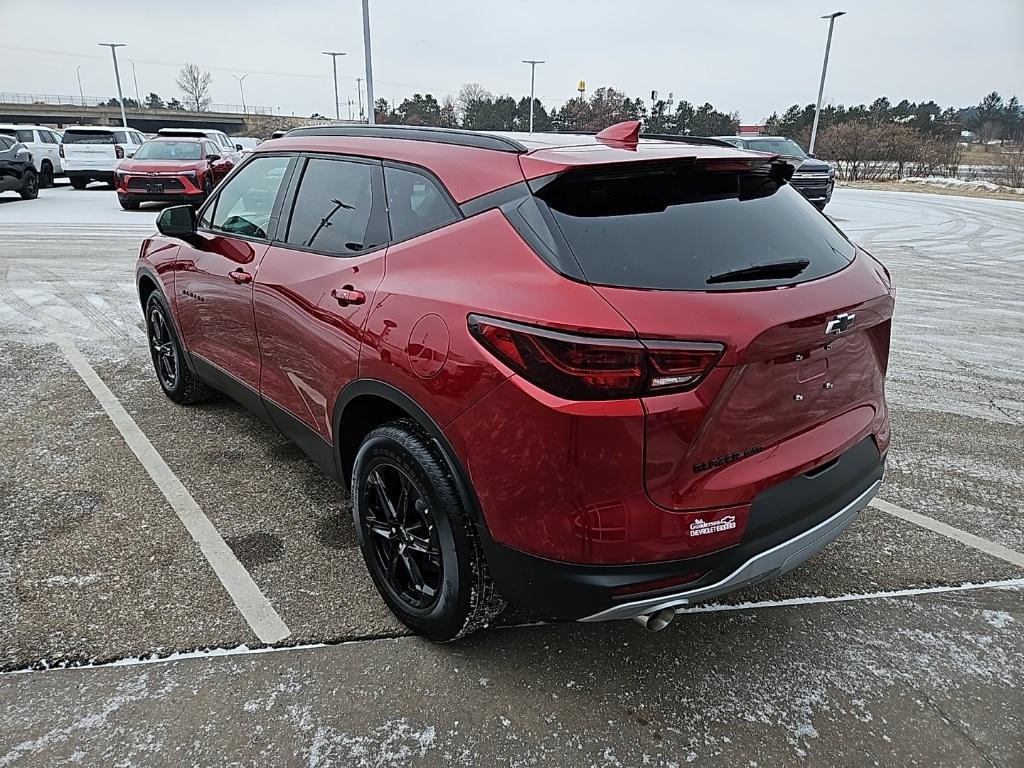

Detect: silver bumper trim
[580,479,882,623]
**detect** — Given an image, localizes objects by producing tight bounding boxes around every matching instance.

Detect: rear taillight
[59,145,65,159]
[115,145,124,159]
[468,315,723,401]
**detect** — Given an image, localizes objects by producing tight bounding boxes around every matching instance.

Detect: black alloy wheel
[19,170,38,200]
[352,421,506,641]
[147,302,178,391]
[143,291,211,404]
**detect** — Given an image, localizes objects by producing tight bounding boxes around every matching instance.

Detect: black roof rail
[283,124,528,153]
[639,133,737,148]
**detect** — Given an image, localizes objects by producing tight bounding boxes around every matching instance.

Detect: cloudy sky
[1,0,1021,122]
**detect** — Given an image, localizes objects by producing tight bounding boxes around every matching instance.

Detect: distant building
[737,124,764,136]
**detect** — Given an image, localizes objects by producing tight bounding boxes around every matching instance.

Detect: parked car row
[0,122,254,207]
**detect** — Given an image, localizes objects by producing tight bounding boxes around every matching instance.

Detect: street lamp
[130,60,141,108]
[98,43,128,127]
[321,52,345,120]
[522,59,544,133]
[809,11,845,156]
[362,0,376,125]
[76,66,85,106]
[233,74,248,114]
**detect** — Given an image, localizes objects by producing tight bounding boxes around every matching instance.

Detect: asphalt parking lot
[1,183,1022,766]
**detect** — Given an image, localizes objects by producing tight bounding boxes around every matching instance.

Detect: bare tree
[176,63,212,112]
[456,83,491,120]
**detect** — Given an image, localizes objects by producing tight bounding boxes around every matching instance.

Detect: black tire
[19,170,38,200]
[352,420,505,641]
[119,196,140,211]
[202,176,214,202]
[144,291,211,404]
[69,176,88,190]
[39,162,54,189]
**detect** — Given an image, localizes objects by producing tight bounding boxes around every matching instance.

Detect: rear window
[529,164,854,291]
[62,130,115,145]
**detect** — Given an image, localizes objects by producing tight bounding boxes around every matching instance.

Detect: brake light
[59,145,65,159]
[115,145,124,159]
[468,315,722,401]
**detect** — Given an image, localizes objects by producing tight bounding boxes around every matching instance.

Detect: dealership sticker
[689,515,738,537]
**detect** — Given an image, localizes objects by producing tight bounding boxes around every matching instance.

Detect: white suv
[61,125,148,189]
[157,128,241,164]
[0,124,63,188]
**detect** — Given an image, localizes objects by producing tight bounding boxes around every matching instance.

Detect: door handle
[229,269,253,284]
[331,286,366,306]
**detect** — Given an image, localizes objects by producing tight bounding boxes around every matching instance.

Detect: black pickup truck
[711,136,835,210]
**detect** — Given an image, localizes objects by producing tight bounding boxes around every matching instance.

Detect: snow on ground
[899,176,1024,194]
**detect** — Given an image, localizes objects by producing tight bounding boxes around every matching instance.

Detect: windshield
[532,164,854,291]
[745,139,807,158]
[134,141,202,161]
[62,130,115,145]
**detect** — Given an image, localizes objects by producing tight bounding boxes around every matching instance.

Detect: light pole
[321,51,345,120]
[130,60,141,107]
[362,0,375,124]
[76,66,85,106]
[356,77,364,121]
[98,43,128,126]
[522,59,544,132]
[233,74,248,114]
[809,11,845,156]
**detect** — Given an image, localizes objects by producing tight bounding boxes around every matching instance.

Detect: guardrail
[0,92,274,115]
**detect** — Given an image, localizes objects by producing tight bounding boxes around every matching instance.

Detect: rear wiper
[706,259,811,284]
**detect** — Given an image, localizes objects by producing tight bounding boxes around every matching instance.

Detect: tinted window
[285,158,389,256]
[533,165,854,291]
[204,155,291,239]
[134,141,202,160]
[62,131,114,144]
[745,139,806,157]
[17,129,34,142]
[385,166,458,241]
[0,136,13,150]
[41,131,58,144]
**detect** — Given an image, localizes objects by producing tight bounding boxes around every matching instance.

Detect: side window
[202,155,292,239]
[285,158,389,256]
[0,136,13,150]
[113,131,128,144]
[41,131,57,144]
[384,166,459,242]
[203,141,216,157]
[219,134,233,149]
[17,129,34,143]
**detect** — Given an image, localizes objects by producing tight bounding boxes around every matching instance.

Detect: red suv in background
[136,122,893,641]
[116,137,233,210]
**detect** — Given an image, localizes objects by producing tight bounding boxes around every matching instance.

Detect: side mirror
[808,152,817,159]
[156,205,197,238]
[235,144,243,151]
[206,153,221,162]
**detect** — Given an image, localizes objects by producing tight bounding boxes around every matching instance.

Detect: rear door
[61,129,117,170]
[523,162,894,510]
[174,154,295,406]
[254,155,390,439]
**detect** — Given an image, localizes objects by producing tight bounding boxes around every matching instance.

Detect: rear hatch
[515,156,894,510]
[62,130,119,170]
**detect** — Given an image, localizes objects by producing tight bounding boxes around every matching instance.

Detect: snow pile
[899,176,1024,194]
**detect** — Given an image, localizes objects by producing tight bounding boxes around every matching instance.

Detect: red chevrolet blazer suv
[135,121,893,641]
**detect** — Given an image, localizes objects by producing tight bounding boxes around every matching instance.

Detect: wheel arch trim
[333,379,488,531]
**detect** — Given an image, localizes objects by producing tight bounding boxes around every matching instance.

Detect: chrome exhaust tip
[632,607,676,632]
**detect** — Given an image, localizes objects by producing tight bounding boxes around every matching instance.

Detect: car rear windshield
[528,163,855,291]
[134,141,202,160]
[62,130,115,145]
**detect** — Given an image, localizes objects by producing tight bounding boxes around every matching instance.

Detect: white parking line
[870,498,1024,568]
[50,329,291,644]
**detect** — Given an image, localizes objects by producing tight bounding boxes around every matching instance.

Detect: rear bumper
[481,436,884,621]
